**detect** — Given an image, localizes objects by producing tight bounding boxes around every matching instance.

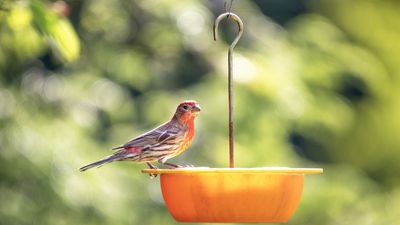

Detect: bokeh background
[1,0,400,224]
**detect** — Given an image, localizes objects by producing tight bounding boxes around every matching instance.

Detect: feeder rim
[142,167,323,175]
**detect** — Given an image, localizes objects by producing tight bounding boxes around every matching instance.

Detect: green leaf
[30,0,80,62]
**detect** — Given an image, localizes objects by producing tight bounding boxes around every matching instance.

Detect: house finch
[79,100,201,172]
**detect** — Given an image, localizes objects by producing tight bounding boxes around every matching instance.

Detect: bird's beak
[192,104,201,112]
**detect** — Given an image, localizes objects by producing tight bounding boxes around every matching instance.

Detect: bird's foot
[162,162,181,168]
[149,173,157,179]
[182,164,194,168]
[164,163,194,169]
[146,162,158,178]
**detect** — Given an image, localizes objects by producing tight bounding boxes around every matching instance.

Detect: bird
[79,100,201,172]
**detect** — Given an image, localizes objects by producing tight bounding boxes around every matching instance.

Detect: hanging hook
[213,12,243,49]
[213,12,243,168]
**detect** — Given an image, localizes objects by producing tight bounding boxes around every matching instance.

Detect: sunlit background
[1,0,400,224]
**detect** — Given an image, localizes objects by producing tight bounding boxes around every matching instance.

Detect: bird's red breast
[172,102,199,155]
[180,118,196,152]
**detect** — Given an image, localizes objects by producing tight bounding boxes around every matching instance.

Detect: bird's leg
[164,162,195,168]
[158,159,186,168]
[146,162,158,169]
[146,162,158,178]
[163,162,182,168]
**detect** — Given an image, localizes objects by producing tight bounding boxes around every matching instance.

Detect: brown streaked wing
[113,122,182,150]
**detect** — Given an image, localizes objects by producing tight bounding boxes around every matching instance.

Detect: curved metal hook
[213,12,244,51]
[213,12,243,168]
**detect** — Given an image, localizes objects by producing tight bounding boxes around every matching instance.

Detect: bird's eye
[182,105,189,110]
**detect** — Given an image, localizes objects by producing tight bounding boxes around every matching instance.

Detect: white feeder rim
[142,167,323,175]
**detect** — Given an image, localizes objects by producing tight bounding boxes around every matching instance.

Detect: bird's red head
[174,100,201,124]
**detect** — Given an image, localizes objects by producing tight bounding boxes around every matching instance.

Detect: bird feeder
[142,12,323,223]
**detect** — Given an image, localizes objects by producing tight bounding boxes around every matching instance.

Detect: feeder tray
[142,11,323,223]
[142,167,322,223]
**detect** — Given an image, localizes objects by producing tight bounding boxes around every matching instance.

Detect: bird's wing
[112,122,182,150]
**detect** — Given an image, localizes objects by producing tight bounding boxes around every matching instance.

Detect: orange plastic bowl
[142,167,322,223]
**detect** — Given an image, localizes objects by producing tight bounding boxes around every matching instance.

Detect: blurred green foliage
[1,0,400,224]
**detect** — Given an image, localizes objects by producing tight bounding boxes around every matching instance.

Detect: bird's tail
[80,155,120,172]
